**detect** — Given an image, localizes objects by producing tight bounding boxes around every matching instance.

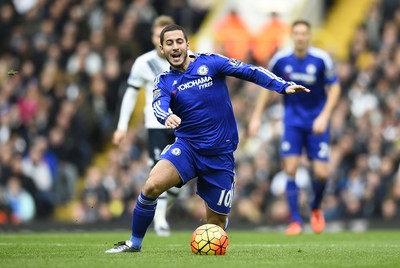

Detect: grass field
[1,229,399,268]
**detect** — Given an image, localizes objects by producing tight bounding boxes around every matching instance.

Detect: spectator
[75,166,110,223]
[5,176,36,223]
[251,12,289,65]
[213,9,252,62]
[21,141,54,218]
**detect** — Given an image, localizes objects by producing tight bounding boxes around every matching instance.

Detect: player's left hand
[285,85,310,94]
[312,114,329,134]
[248,114,262,137]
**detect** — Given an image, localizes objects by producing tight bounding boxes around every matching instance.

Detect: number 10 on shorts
[217,187,234,208]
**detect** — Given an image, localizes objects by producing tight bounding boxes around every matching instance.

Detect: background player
[106,24,309,253]
[248,20,341,235]
[112,15,177,237]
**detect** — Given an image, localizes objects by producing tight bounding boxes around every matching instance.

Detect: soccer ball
[190,223,229,255]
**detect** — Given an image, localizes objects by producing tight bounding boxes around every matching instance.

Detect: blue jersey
[269,47,338,128]
[153,53,294,155]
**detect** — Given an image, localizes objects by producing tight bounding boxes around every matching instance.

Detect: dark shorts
[147,128,175,167]
[281,124,330,162]
[160,138,235,215]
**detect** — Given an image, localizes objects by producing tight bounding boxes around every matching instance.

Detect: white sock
[224,218,229,230]
[154,191,168,224]
[167,187,180,209]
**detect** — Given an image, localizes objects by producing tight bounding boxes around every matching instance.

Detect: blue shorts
[281,124,330,162]
[160,138,235,215]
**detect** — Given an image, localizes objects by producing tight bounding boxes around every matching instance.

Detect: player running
[249,20,341,235]
[112,15,178,237]
[106,24,308,253]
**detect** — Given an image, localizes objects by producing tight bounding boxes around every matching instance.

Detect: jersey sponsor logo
[197,65,209,75]
[284,64,316,84]
[228,58,243,67]
[177,76,213,91]
[289,72,316,84]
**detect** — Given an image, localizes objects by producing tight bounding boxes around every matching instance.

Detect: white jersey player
[113,15,177,236]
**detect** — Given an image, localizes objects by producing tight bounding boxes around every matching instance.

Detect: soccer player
[248,20,341,235]
[106,24,309,253]
[112,15,178,237]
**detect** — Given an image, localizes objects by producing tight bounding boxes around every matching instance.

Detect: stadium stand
[0,0,399,232]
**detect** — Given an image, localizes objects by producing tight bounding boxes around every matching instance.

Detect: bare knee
[142,180,163,198]
[284,167,297,177]
[312,161,329,180]
[141,160,182,198]
[313,170,328,180]
[283,157,300,177]
[283,163,297,177]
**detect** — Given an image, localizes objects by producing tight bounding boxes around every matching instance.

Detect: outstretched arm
[216,54,309,94]
[284,84,310,94]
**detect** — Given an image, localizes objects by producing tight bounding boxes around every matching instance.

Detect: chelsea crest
[197,65,209,75]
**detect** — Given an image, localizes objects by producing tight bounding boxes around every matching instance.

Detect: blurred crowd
[213,0,400,227]
[0,0,399,229]
[0,0,209,224]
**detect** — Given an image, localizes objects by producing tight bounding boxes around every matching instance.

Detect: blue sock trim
[137,192,157,211]
[130,192,157,248]
[139,192,157,202]
[130,235,143,250]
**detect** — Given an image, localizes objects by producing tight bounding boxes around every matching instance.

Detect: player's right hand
[165,114,181,129]
[113,129,127,145]
[248,115,261,137]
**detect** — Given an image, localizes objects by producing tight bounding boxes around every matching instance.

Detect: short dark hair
[152,15,175,33]
[160,24,188,45]
[291,20,311,30]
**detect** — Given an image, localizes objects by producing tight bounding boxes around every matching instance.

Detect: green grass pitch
[1,230,399,268]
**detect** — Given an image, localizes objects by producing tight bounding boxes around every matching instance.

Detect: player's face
[292,24,311,52]
[160,30,189,71]
[152,26,164,56]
